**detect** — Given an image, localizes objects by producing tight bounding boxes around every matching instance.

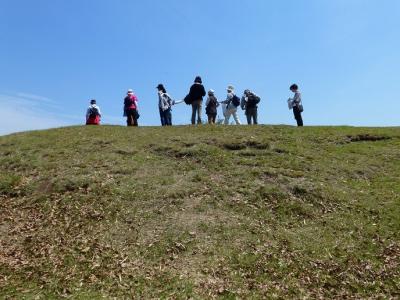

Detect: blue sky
[1,0,399,135]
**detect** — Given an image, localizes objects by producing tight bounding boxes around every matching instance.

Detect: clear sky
[1,0,399,135]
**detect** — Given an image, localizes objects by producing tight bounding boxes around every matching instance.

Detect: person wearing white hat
[221,85,241,125]
[205,89,219,124]
[123,89,139,126]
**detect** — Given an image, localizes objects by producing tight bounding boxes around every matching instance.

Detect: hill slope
[0,125,399,299]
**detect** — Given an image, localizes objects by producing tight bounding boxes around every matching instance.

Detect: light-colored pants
[224,108,241,125]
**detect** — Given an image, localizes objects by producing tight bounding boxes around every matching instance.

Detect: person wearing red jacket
[123,89,139,126]
[86,99,101,125]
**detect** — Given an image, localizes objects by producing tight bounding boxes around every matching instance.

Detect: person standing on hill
[157,84,173,126]
[205,89,219,124]
[124,89,139,127]
[188,76,206,125]
[241,89,261,125]
[288,84,303,127]
[86,99,101,125]
[221,85,241,125]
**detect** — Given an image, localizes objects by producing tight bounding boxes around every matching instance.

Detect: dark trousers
[207,113,217,124]
[293,106,303,127]
[191,100,202,124]
[159,108,172,126]
[126,109,138,126]
[246,107,258,125]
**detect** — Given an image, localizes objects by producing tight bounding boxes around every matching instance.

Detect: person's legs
[191,103,197,125]
[132,109,138,126]
[253,108,258,125]
[165,109,172,126]
[159,108,166,126]
[196,101,202,124]
[224,110,232,125]
[297,113,303,126]
[211,114,217,124]
[293,107,303,126]
[126,111,132,126]
[207,114,212,124]
[246,112,252,125]
[248,108,258,125]
[232,110,241,125]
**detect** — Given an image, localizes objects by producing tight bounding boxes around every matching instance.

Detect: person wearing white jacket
[86,99,101,125]
[221,85,241,125]
[288,84,303,126]
[157,84,173,126]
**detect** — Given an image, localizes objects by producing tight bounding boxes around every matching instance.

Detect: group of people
[85,76,304,127]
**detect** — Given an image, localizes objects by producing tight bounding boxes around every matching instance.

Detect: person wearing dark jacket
[241,89,260,125]
[124,89,139,126]
[205,89,219,124]
[188,76,206,124]
[157,84,173,126]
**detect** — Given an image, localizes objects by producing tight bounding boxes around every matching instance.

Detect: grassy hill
[0,125,399,299]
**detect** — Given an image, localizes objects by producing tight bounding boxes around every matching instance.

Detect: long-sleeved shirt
[291,92,301,107]
[158,92,172,111]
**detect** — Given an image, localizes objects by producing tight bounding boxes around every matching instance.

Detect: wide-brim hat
[127,89,133,94]
[227,85,235,92]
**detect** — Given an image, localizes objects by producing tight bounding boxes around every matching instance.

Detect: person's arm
[205,97,210,106]
[189,84,195,97]
[240,96,247,110]
[86,107,91,120]
[201,85,206,97]
[173,99,185,105]
[222,93,233,105]
[133,95,139,109]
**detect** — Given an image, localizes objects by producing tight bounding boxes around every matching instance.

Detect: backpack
[231,95,240,107]
[89,106,99,118]
[206,97,217,115]
[247,94,261,108]
[184,94,193,105]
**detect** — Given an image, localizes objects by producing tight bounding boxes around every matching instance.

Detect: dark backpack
[206,97,217,115]
[246,95,261,108]
[184,94,193,105]
[89,106,99,118]
[231,95,240,107]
